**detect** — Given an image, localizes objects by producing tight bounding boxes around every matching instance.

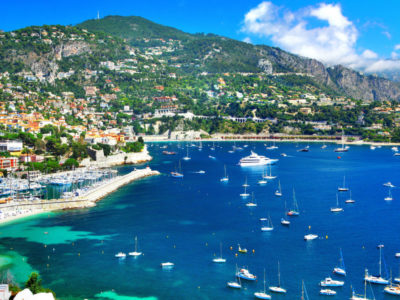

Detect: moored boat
[320,277,345,287]
[320,289,336,295]
[238,151,278,166]
[237,268,257,281]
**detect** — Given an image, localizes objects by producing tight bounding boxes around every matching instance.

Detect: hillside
[78,16,400,101]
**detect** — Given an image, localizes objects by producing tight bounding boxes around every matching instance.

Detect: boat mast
[278,261,281,287]
[379,246,382,278]
[135,236,138,252]
[262,268,266,293]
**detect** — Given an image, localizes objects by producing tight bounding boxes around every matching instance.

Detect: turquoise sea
[1,142,400,299]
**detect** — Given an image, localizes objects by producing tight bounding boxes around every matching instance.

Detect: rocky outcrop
[327,65,400,101]
[257,46,400,101]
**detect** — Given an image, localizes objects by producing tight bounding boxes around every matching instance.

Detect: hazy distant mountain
[78,16,400,101]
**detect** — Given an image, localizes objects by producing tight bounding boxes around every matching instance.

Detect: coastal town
[1,6,400,300]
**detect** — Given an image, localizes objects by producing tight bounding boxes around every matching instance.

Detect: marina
[1,141,400,299]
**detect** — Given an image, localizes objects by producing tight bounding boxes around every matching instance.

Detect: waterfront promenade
[0,167,160,225]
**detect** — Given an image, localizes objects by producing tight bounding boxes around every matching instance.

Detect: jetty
[0,167,159,225]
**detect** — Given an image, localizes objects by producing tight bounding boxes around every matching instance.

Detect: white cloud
[382,31,391,39]
[243,37,252,44]
[242,1,400,74]
[362,49,378,59]
[395,44,400,50]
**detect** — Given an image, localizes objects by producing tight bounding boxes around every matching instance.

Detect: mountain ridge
[78,15,400,101]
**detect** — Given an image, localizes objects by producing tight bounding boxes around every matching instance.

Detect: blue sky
[1,0,400,72]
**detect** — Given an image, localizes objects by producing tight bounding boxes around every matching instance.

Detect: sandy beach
[0,167,160,226]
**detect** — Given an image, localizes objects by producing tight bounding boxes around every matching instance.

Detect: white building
[0,284,10,300]
[0,140,23,152]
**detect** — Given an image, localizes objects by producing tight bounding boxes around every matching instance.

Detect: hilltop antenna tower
[97,11,100,20]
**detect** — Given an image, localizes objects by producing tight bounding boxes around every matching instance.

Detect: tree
[25,272,43,294]
[24,272,55,296]
[63,158,79,170]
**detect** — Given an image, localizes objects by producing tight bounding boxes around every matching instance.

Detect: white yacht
[239,151,278,166]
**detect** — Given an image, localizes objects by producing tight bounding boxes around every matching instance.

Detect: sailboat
[259,170,267,184]
[338,176,349,191]
[242,177,250,187]
[261,214,274,231]
[220,165,229,182]
[281,201,290,225]
[128,236,142,257]
[351,273,375,299]
[275,180,282,197]
[227,265,242,288]
[345,190,355,203]
[264,165,276,179]
[182,145,191,161]
[333,248,346,276]
[266,140,278,150]
[330,194,343,212]
[210,141,215,151]
[384,270,400,295]
[287,189,300,216]
[212,242,226,263]
[240,185,250,198]
[395,264,400,283]
[334,130,349,152]
[171,160,184,178]
[269,261,287,293]
[384,188,393,201]
[246,192,257,207]
[254,269,272,299]
[365,245,389,284]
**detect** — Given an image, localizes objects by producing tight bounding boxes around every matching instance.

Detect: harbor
[0,166,159,225]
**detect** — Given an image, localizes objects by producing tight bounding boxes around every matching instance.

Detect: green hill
[77,15,400,101]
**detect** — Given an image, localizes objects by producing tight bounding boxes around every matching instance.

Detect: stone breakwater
[0,167,160,225]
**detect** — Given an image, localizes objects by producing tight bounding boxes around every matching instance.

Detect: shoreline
[0,167,160,226]
[144,137,400,147]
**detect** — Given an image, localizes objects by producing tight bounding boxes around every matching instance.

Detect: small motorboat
[320,277,345,287]
[238,244,248,254]
[320,289,336,295]
[115,252,126,258]
[237,268,257,281]
[161,262,174,269]
[281,218,290,226]
[304,234,318,241]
